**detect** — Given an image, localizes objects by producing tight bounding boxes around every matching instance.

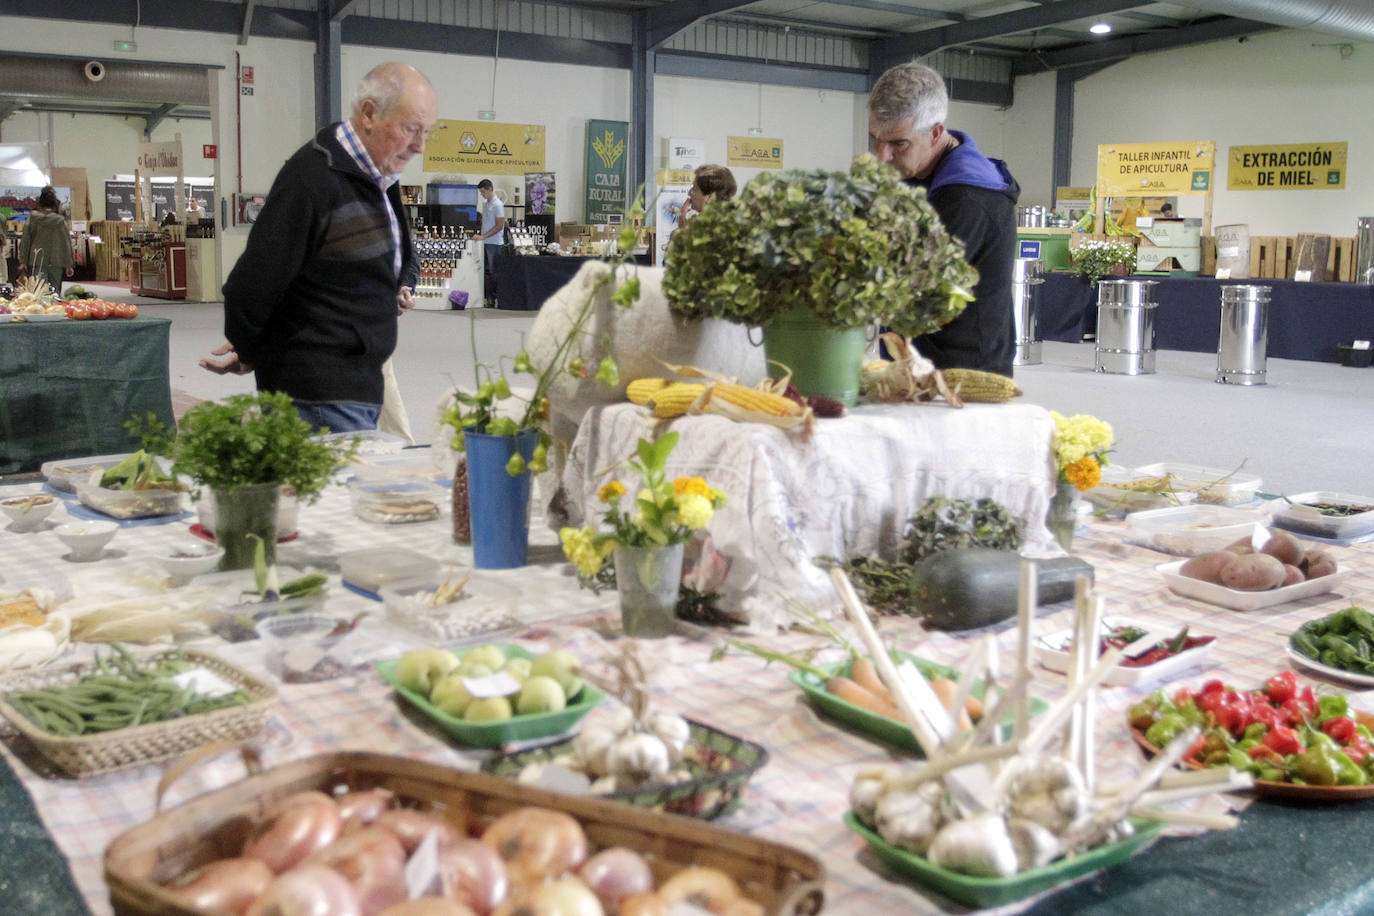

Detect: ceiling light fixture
[1090,22,1112,35]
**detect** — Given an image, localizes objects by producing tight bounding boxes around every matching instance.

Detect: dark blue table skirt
[1039,274,1374,363]
[491,253,652,312]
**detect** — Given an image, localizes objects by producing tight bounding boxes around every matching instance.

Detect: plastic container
[1085,465,1199,513]
[379,575,523,642]
[73,480,185,519]
[1124,505,1268,556]
[1338,344,1373,368]
[1271,491,1374,539]
[1129,462,1263,506]
[349,478,447,524]
[339,547,440,593]
[318,429,407,456]
[1036,616,1216,686]
[197,485,299,538]
[347,451,448,485]
[40,452,133,493]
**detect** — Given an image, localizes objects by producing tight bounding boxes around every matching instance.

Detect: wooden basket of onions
[103,750,825,916]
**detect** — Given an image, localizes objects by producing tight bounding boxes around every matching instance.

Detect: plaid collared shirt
[336,120,403,280]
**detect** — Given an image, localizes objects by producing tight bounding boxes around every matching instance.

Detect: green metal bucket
[761,307,868,406]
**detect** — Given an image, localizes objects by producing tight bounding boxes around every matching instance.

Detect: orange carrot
[849,655,892,702]
[930,677,976,730]
[827,676,902,720]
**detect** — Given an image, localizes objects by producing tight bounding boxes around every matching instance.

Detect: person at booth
[475,179,506,306]
[868,62,1020,378]
[18,186,74,296]
[200,62,437,433]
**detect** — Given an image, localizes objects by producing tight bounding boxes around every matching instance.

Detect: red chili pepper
[1297,686,1317,716]
[1200,679,1226,696]
[1280,697,1310,727]
[1325,716,1359,744]
[1262,725,1303,756]
[1343,740,1369,765]
[1264,671,1297,706]
[1248,743,1286,765]
[1173,687,1195,708]
[1185,732,1208,761]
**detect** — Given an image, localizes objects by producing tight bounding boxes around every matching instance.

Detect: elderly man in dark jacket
[202,62,437,432]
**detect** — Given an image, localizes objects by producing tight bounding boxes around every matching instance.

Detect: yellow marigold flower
[559,526,606,577]
[710,487,728,508]
[673,476,711,499]
[598,480,626,503]
[676,492,714,529]
[1064,456,1101,491]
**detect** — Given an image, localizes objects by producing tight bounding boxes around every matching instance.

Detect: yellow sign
[1097,141,1215,196]
[727,137,783,168]
[1227,142,1347,190]
[1055,186,1093,207]
[423,120,546,175]
[657,169,696,186]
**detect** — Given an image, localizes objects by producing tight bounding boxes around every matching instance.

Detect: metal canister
[1012,257,1044,365]
[1094,279,1159,375]
[1216,285,1271,385]
[1356,217,1374,285]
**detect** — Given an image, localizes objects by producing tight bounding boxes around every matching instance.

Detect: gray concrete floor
[88,282,1373,499]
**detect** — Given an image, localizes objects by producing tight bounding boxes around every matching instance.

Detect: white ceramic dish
[157,543,225,582]
[1157,559,1351,611]
[1285,645,1374,689]
[1270,491,1374,540]
[1036,616,1216,686]
[1124,504,1269,556]
[10,312,66,322]
[54,520,119,561]
[1,493,59,531]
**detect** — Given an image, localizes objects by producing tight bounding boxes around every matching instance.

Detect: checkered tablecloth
[1,469,1371,916]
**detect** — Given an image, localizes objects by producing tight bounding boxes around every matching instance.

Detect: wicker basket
[104,750,825,916]
[0,649,278,778]
[483,717,769,820]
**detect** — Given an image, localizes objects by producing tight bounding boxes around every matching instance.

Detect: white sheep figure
[525,260,765,521]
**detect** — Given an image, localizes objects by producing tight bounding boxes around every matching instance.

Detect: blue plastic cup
[464,428,538,569]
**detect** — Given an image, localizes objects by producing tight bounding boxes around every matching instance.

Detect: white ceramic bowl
[1,494,59,531]
[54,520,119,561]
[158,543,225,581]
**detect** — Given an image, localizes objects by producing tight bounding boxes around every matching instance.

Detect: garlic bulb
[874,781,945,856]
[927,813,1019,878]
[606,732,672,783]
[1007,817,1062,871]
[646,711,692,762]
[572,722,622,776]
[1004,755,1089,835]
[849,767,898,828]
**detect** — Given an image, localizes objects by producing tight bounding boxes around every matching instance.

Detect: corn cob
[941,368,1022,403]
[626,377,670,405]
[708,382,805,417]
[648,383,706,418]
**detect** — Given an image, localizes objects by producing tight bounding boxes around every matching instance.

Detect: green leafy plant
[128,391,356,501]
[662,154,977,334]
[1070,238,1137,283]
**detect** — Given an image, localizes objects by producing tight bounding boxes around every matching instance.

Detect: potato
[1224,535,1255,555]
[1301,550,1337,580]
[1180,551,1238,584]
[1259,529,1304,567]
[1281,564,1305,587]
[1219,553,1287,591]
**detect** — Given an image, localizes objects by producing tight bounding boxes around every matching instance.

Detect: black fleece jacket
[223,125,415,405]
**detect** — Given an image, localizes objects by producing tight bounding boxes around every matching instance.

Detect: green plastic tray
[787,653,1041,753]
[845,811,1166,908]
[375,645,604,749]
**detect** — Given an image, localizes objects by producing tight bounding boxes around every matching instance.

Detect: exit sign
[478,110,496,121]
[203,144,217,159]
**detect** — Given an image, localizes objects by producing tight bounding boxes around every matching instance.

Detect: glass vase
[1047,480,1081,552]
[213,482,280,570]
[613,542,685,638]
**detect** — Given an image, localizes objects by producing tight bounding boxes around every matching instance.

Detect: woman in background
[18,185,74,295]
[684,164,737,217]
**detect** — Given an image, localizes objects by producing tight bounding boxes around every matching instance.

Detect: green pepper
[1291,629,1322,659]
[1236,738,1260,753]
[1336,750,1368,786]
[1294,742,1344,786]
[1146,713,1188,749]
[1349,606,1374,640]
[1258,767,1284,782]
[1243,722,1269,742]
[1177,698,1205,728]
[1318,694,1350,722]
[1227,747,1259,773]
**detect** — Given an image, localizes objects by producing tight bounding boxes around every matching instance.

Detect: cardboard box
[1136,245,1201,274]
[1135,217,1202,248]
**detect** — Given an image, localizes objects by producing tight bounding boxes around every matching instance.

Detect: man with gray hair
[869,61,1020,377]
[203,61,438,432]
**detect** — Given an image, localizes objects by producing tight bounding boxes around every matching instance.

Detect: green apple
[396,647,459,695]
[464,695,514,722]
[457,662,496,679]
[502,657,533,683]
[530,650,583,701]
[429,675,476,717]
[516,676,567,715]
[461,644,507,671]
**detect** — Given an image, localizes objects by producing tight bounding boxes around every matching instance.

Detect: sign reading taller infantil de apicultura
[584,119,628,224]
[1096,141,1215,196]
[1227,142,1347,190]
[423,120,546,175]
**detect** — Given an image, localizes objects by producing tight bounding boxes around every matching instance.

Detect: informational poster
[524,172,555,218]
[1227,142,1347,190]
[1096,141,1215,196]
[104,181,138,220]
[424,120,547,175]
[654,168,694,266]
[584,119,628,224]
[667,137,705,170]
[727,136,783,168]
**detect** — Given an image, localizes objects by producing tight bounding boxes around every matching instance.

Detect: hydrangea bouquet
[1051,411,1115,491]
[1070,238,1137,283]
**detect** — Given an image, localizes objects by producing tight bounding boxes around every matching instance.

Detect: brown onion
[379,902,479,916]
[307,827,408,916]
[481,807,587,886]
[437,838,509,916]
[166,857,274,915]
[244,864,362,916]
[657,867,742,915]
[374,809,464,855]
[244,792,344,873]
[578,848,653,911]
[491,876,604,916]
[617,894,669,916]
[337,788,397,828]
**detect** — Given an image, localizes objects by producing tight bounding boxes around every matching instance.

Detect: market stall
[0,317,175,474]
[1,445,1371,915]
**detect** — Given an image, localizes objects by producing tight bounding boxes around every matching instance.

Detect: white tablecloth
[560,402,1060,629]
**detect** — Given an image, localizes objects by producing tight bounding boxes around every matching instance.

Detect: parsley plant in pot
[131,392,357,569]
[662,154,978,406]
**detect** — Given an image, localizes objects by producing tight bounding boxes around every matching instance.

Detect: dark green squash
[910,548,1094,631]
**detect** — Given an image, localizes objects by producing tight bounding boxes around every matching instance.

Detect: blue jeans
[293,400,380,434]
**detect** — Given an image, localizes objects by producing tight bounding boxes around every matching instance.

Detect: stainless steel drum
[1094,279,1159,375]
[1012,257,1044,365]
[1356,217,1374,285]
[1216,285,1271,385]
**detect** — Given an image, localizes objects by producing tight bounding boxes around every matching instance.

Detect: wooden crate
[92,221,133,280]
[1290,233,1331,282]
[1249,236,1292,279]
[1329,236,1357,282]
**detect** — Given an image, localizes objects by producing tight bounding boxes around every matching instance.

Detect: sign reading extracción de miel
[1096,141,1215,196]
[136,140,183,177]
[727,137,783,168]
[423,120,547,175]
[1227,142,1347,190]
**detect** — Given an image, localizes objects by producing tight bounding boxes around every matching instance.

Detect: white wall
[1070,29,1374,236]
